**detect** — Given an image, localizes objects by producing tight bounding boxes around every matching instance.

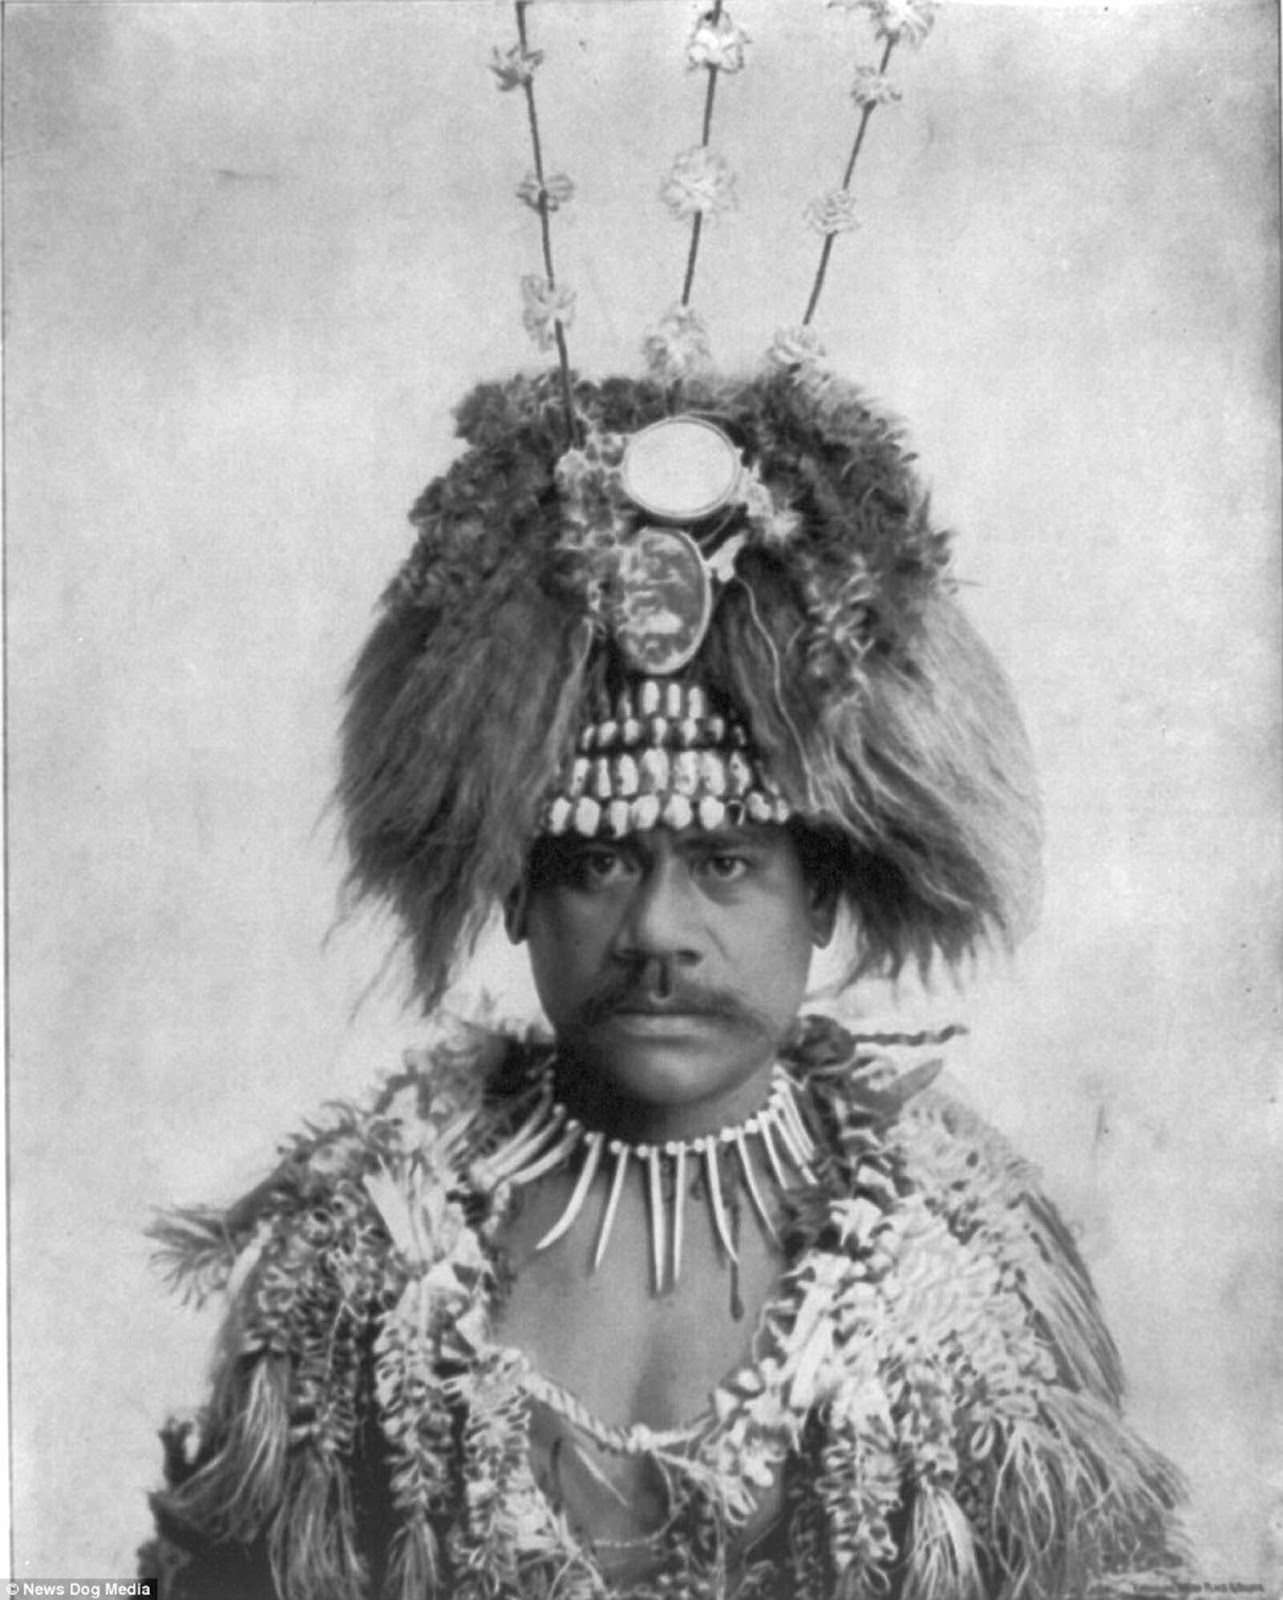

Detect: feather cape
[144,1018,1183,1600]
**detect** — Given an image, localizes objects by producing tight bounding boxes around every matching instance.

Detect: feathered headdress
[340,367,1041,1007]
[338,2,1041,1009]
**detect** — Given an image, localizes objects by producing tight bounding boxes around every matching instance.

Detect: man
[145,369,1182,1598]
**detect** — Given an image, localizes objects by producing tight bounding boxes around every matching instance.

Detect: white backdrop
[6,0,1280,1585]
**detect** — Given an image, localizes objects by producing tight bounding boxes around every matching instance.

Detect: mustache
[576,970,775,1036]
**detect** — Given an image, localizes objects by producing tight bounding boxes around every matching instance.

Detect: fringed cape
[142,1017,1185,1600]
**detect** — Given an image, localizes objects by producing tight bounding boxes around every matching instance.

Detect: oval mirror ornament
[619,416,742,523]
[610,526,712,676]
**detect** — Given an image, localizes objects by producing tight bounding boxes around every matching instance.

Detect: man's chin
[555,1017,775,1113]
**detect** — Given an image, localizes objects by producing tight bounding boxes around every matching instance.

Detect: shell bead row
[544,786,791,838]
[547,676,791,837]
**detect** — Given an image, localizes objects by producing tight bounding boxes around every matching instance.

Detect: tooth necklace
[468,1066,818,1292]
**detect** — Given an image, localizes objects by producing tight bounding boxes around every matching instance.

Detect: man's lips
[576,978,766,1030]
[604,1007,716,1033]
[609,998,706,1017]
[580,998,730,1035]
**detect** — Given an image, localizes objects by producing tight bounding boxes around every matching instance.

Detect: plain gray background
[6,0,1281,1583]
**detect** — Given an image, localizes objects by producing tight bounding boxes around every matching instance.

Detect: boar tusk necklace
[468,1065,818,1292]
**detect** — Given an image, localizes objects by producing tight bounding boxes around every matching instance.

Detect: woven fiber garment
[142,1018,1185,1600]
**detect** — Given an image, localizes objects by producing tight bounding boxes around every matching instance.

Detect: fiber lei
[147,1016,1184,1600]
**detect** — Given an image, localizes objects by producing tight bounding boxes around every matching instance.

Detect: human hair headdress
[340,1,1042,1010]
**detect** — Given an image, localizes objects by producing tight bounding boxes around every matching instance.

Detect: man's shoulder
[787,1013,1123,1394]
[888,1074,1040,1209]
[782,1016,1184,1592]
[786,1012,1046,1204]
[150,1022,542,1302]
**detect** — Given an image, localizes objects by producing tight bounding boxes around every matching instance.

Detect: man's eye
[700,854,749,882]
[575,848,631,885]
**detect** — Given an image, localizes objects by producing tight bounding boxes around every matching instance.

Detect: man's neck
[549,1054,780,1145]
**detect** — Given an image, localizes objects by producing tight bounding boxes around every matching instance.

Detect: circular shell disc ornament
[611,526,712,676]
[619,416,742,523]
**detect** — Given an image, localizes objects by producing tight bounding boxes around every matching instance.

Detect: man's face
[518,824,831,1117]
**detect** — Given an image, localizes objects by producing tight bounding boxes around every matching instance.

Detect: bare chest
[489,1165,791,1577]
[494,1159,785,1430]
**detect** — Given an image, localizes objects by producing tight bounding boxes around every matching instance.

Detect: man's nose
[612,855,701,966]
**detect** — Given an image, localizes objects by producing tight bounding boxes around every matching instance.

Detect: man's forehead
[558,823,788,856]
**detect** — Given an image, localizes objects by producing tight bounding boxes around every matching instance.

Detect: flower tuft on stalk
[827,0,936,48]
[804,188,861,237]
[661,146,738,222]
[642,304,714,381]
[851,66,902,108]
[767,324,828,373]
[489,42,544,91]
[515,171,575,212]
[520,275,576,351]
[687,8,751,74]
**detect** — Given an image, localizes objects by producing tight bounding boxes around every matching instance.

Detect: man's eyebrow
[547,835,638,863]
[678,827,772,852]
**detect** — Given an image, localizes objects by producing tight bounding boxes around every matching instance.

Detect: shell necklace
[469,1065,818,1293]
